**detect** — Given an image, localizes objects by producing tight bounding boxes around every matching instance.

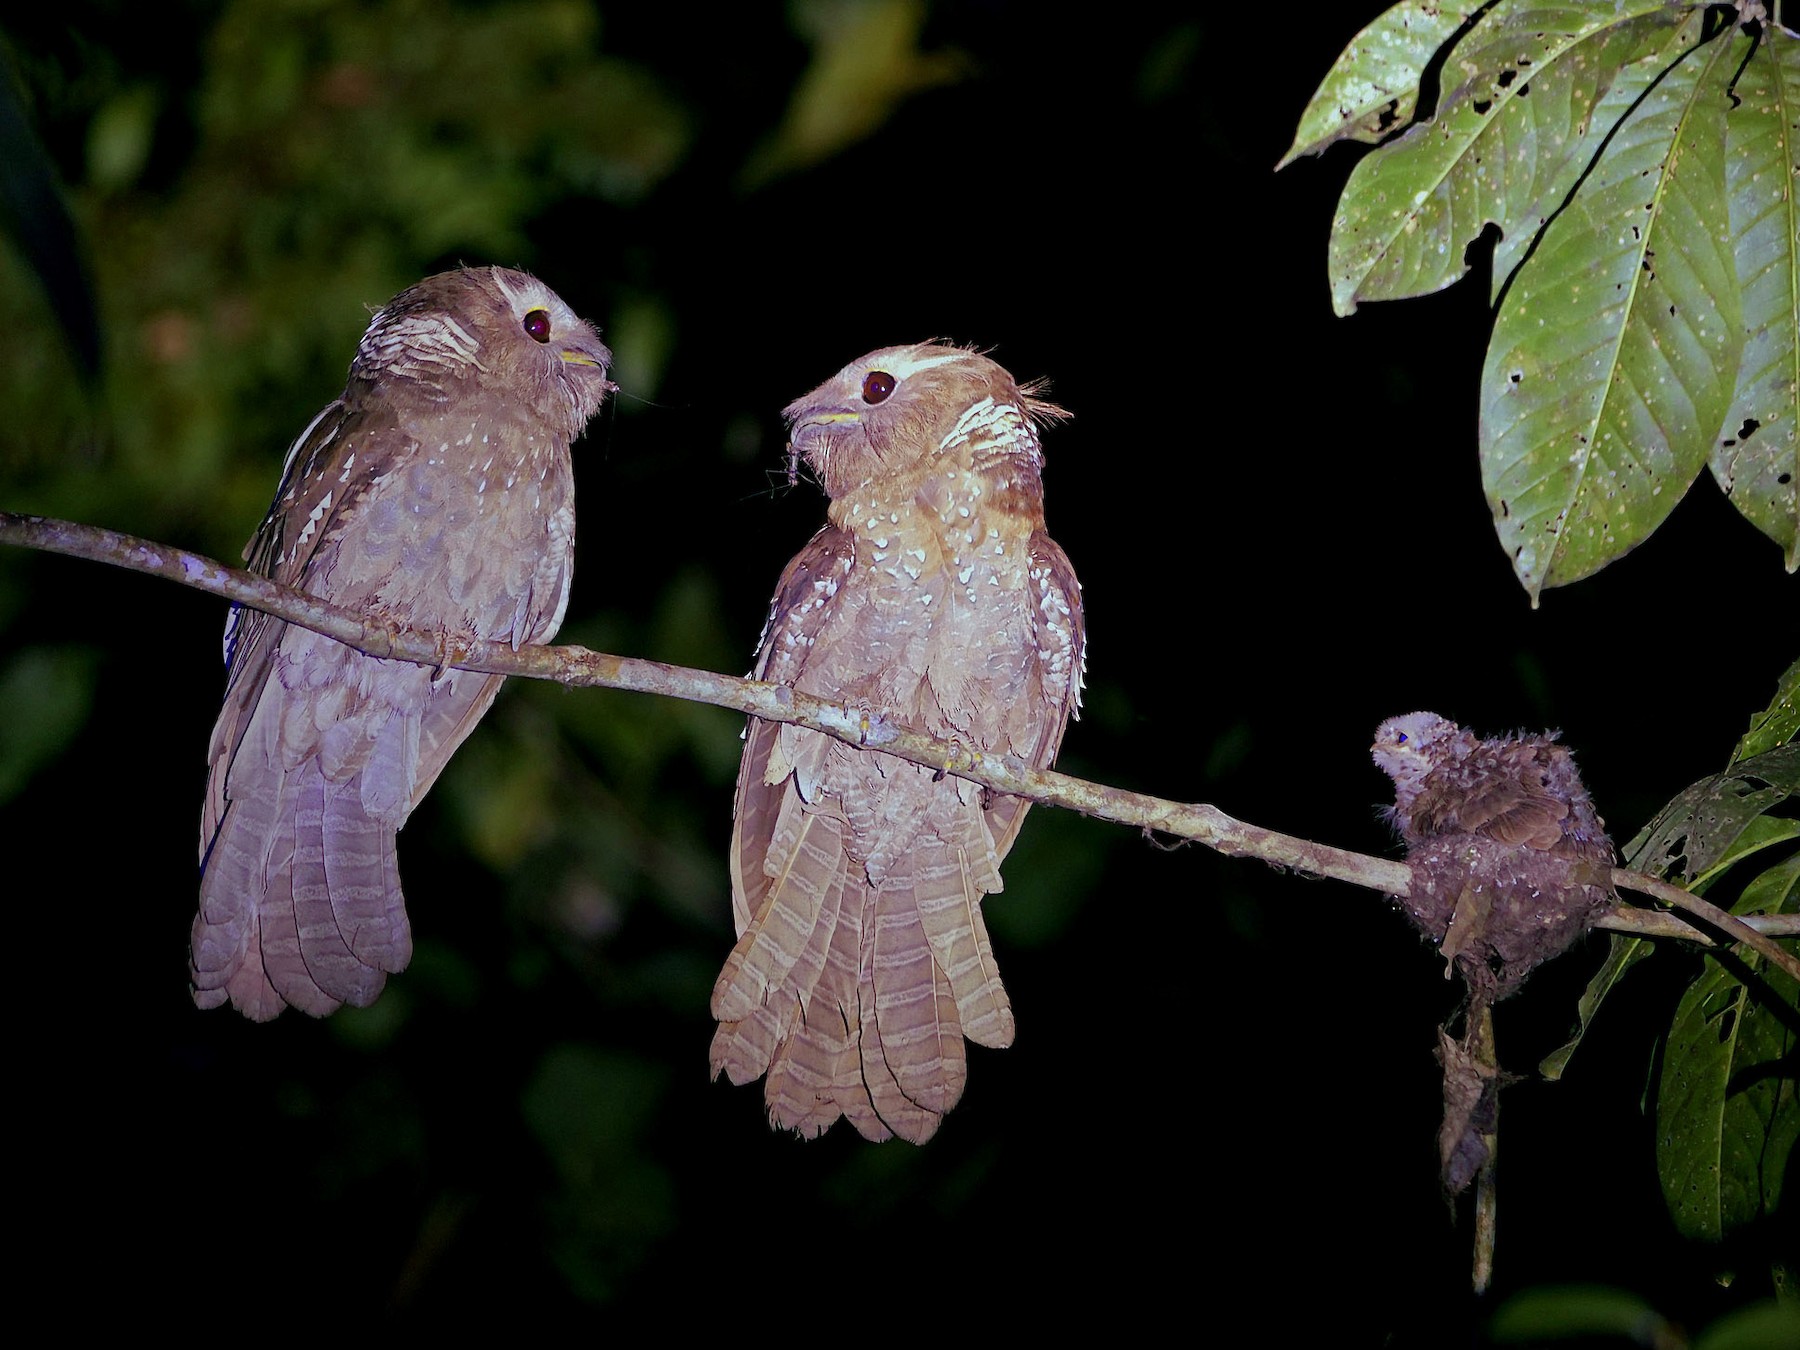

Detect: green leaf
[1712,29,1800,570]
[1481,22,1748,599]
[1561,728,1797,1081]
[1655,866,1796,1242]
[1740,848,1799,914]
[1488,1284,1670,1341]
[1327,1,1695,317]
[1539,931,1655,1080]
[1276,1,1479,170]
[1627,744,1798,883]
[1735,657,1800,763]
[1691,813,1800,890]
[1693,1301,1800,1350]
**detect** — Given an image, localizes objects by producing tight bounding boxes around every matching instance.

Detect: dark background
[0,2,1792,1339]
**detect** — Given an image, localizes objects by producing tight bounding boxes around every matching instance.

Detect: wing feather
[984,530,1085,861]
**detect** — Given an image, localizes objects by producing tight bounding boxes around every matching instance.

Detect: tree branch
[4,510,1796,980]
[1606,868,1797,962]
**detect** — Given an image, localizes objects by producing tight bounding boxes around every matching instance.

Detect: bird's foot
[357,604,412,661]
[430,625,481,684]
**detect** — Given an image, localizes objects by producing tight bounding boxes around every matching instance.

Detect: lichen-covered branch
[3,510,1795,978]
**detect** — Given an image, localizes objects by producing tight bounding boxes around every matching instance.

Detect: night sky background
[0,3,1792,1340]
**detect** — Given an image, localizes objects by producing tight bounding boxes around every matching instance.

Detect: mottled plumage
[192,267,612,1020]
[712,343,1084,1143]
[1372,712,1615,998]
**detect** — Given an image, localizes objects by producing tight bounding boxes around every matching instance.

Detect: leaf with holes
[1481,23,1748,599]
[1544,684,1797,1081]
[1277,1,1480,170]
[1711,28,1800,570]
[1655,860,1797,1243]
[1735,657,1800,764]
[1627,744,1798,884]
[1326,1,1695,317]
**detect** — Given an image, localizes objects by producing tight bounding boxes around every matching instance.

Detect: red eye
[861,370,896,404]
[523,309,551,343]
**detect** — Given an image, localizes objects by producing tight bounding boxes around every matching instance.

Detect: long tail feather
[322,779,410,977]
[913,839,1014,1049]
[857,907,943,1144]
[711,811,845,1023]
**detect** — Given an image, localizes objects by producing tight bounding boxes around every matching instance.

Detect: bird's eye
[523,309,552,343]
[861,370,896,404]
[1396,732,1409,744]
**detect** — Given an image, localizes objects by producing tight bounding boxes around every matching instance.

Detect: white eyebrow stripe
[489,268,525,309]
[893,350,965,376]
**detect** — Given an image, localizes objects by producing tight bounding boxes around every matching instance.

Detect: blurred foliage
[0,642,96,801]
[740,0,968,187]
[1,0,1795,1337]
[1,0,690,548]
[523,1042,675,1301]
[1489,1285,1800,1347]
[0,50,99,376]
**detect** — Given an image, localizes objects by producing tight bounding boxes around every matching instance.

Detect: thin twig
[1471,1002,1498,1296]
[3,511,1796,979]
[1608,869,1799,978]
